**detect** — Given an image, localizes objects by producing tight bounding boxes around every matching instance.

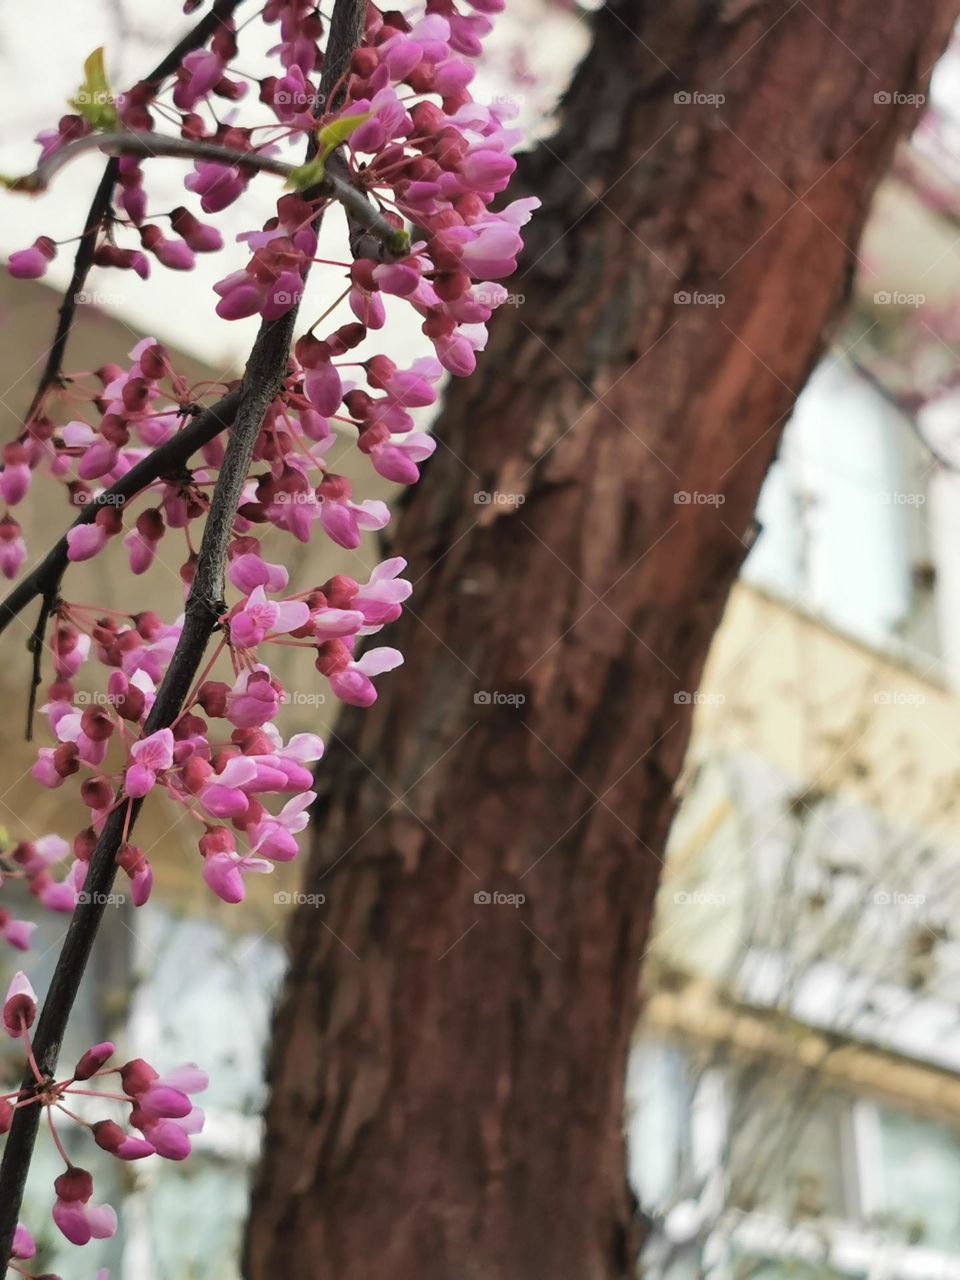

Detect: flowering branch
[0,0,363,1258]
[8,133,408,261]
[21,0,248,429]
[0,0,537,1268]
[0,389,242,642]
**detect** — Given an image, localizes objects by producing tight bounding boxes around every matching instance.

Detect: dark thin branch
[9,132,296,192]
[0,389,241,640]
[25,596,55,741]
[0,0,367,1263]
[21,0,247,428]
[844,353,960,471]
[11,133,408,259]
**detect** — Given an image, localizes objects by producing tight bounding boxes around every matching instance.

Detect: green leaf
[386,227,411,258]
[286,155,327,192]
[69,47,118,131]
[286,112,371,191]
[315,113,371,151]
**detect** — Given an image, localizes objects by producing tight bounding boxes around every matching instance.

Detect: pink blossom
[370,431,436,484]
[0,0,537,1220]
[226,668,281,729]
[7,237,56,280]
[185,161,247,214]
[230,586,310,649]
[39,858,88,913]
[304,362,344,416]
[0,451,30,505]
[3,970,37,1037]
[174,48,227,110]
[0,516,26,579]
[203,850,273,903]
[319,496,390,550]
[215,272,267,320]
[353,558,413,627]
[250,791,316,861]
[0,915,36,951]
[199,755,258,819]
[93,1120,155,1161]
[52,1168,117,1246]
[135,1108,204,1160]
[327,647,404,707]
[227,551,289,594]
[310,605,364,639]
[125,728,174,797]
[11,1222,34,1259]
[66,523,107,563]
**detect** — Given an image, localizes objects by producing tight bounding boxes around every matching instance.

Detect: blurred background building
[630,104,960,1279]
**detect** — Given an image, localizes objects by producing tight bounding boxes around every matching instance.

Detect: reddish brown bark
[245,3,958,1277]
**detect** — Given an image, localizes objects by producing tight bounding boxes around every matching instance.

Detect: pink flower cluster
[0,0,532,1259]
[2,972,205,1262]
[23,547,410,907]
[216,5,538,390]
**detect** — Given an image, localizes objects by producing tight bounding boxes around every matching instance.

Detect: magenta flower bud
[7,237,56,280]
[304,362,344,416]
[196,680,229,718]
[0,515,26,580]
[66,523,107,563]
[73,1041,115,1080]
[11,1222,34,1260]
[170,206,223,252]
[215,278,266,320]
[2,971,37,1037]
[53,1166,93,1204]
[137,1085,193,1119]
[92,1119,155,1160]
[460,148,516,191]
[119,1057,159,1096]
[140,225,195,271]
[81,777,116,812]
[52,1167,117,1245]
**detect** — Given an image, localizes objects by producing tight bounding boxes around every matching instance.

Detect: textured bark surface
[245,3,958,1277]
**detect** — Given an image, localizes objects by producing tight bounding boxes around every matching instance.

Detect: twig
[0,0,368,1263]
[844,353,960,470]
[0,389,241,639]
[21,0,248,429]
[25,595,55,741]
[9,133,407,260]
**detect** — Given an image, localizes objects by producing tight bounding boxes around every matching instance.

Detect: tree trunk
[245,3,957,1277]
